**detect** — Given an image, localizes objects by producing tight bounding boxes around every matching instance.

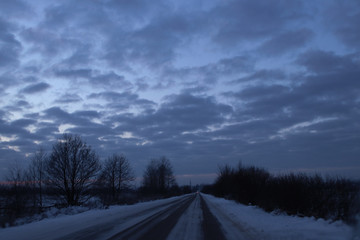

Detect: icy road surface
[0,193,355,240]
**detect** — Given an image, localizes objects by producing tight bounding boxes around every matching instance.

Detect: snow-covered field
[203,194,357,240]
[0,193,358,240]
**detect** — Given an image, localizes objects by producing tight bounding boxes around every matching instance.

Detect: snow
[202,193,356,240]
[13,205,95,226]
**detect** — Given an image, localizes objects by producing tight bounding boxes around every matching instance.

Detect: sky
[0,0,359,185]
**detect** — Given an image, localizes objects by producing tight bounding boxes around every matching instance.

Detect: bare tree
[99,156,117,200]
[142,159,159,192]
[7,162,24,192]
[46,134,100,206]
[116,155,135,192]
[5,162,29,223]
[27,148,47,207]
[99,154,135,200]
[142,157,176,194]
[158,157,176,192]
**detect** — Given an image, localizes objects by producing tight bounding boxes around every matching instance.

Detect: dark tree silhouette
[26,148,47,208]
[99,154,134,200]
[142,157,176,194]
[142,159,158,192]
[204,163,360,222]
[46,134,100,206]
[4,162,29,225]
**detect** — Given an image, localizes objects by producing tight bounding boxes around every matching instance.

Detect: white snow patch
[202,193,355,240]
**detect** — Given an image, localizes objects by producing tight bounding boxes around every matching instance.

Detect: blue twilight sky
[0,0,359,184]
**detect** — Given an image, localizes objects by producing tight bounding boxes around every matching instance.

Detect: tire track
[56,196,193,240]
[107,194,195,240]
[200,194,226,240]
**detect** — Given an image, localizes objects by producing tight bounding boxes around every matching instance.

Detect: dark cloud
[220,56,360,171]
[54,68,132,89]
[210,0,306,46]
[17,100,30,107]
[296,50,359,74]
[10,118,36,128]
[88,91,155,110]
[0,18,22,69]
[324,0,360,49]
[42,0,160,31]
[91,72,131,89]
[42,107,103,129]
[153,93,232,133]
[0,119,24,136]
[181,85,210,94]
[73,110,100,119]
[21,82,50,94]
[231,69,286,84]
[161,55,254,87]
[0,0,32,18]
[32,122,59,140]
[21,27,81,58]
[54,68,92,79]
[106,0,165,18]
[258,29,314,56]
[70,93,234,175]
[39,107,112,142]
[40,107,101,130]
[135,78,150,92]
[232,84,290,101]
[3,99,33,113]
[110,93,233,143]
[0,115,44,165]
[55,93,83,104]
[104,12,203,69]
[228,67,359,122]
[43,107,72,123]
[27,0,189,71]
[213,56,255,75]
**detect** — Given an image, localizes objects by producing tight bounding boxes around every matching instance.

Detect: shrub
[204,163,360,223]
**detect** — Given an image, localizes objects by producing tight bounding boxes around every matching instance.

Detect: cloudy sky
[1,0,359,184]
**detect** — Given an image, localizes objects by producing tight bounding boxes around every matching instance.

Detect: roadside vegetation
[0,134,193,228]
[202,163,360,224]
[3,133,358,228]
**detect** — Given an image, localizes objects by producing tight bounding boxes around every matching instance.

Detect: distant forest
[202,163,360,223]
[0,134,194,227]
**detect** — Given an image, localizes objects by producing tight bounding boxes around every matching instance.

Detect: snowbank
[203,193,356,240]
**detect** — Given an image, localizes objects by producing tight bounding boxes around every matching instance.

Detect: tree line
[202,163,360,223]
[0,134,185,227]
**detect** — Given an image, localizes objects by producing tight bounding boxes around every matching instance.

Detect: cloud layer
[0,0,359,183]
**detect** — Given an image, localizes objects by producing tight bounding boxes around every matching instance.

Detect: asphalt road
[1,193,351,240]
[106,193,226,240]
[2,193,240,240]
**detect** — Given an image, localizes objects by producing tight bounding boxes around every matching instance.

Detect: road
[1,193,351,240]
[60,193,229,240]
